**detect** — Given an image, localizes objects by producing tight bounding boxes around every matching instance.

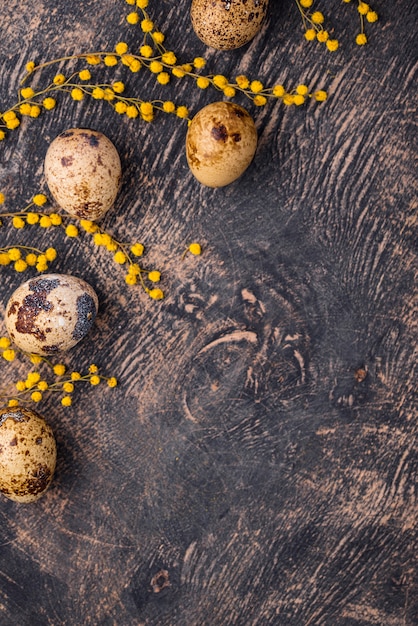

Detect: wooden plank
[0,0,417,624]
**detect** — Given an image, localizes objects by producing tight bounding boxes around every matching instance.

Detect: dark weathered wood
[0,1,417,624]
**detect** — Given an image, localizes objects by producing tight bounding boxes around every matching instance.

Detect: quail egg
[0,406,57,503]
[44,128,122,221]
[5,274,99,356]
[186,101,258,187]
[191,0,269,50]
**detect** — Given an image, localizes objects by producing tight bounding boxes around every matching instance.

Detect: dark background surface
[0,1,417,624]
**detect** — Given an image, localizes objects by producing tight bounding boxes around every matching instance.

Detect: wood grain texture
[0,1,417,624]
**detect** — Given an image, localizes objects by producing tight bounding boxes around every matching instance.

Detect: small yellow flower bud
[112,81,125,94]
[126,105,139,118]
[148,271,161,283]
[153,31,165,44]
[304,29,316,41]
[253,95,267,106]
[126,12,139,24]
[71,88,84,101]
[223,86,236,98]
[162,101,176,113]
[326,39,339,51]
[33,194,47,206]
[21,87,35,99]
[0,337,11,348]
[115,42,129,55]
[293,94,305,106]
[193,57,206,69]
[311,11,324,24]
[43,97,56,110]
[92,87,105,100]
[141,18,154,32]
[49,213,62,226]
[314,90,328,102]
[2,349,15,362]
[12,216,25,229]
[213,75,228,88]
[149,61,163,74]
[366,10,378,22]
[8,248,21,261]
[317,30,329,43]
[104,55,118,67]
[188,243,201,255]
[355,33,367,45]
[140,45,153,58]
[45,247,57,261]
[157,72,170,85]
[79,69,91,81]
[162,51,177,65]
[65,224,79,237]
[125,273,137,285]
[85,55,101,65]
[26,253,37,266]
[130,243,144,256]
[273,85,285,97]
[26,212,39,224]
[148,288,164,300]
[114,250,127,264]
[196,77,210,89]
[357,2,369,15]
[115,101,128,114]
[14,259,28,272]
[176,106,189,119]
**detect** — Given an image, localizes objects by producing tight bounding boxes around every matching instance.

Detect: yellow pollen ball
[126,12,140,25]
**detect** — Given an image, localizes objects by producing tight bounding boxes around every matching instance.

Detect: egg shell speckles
[186,101,258,187]
[190,0,269,50]
[0,406,57,503]
[5,274,99,356]
[44,128,122,221]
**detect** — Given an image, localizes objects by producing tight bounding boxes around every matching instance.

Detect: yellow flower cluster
[298,0,378,48]
[346,1,379,45]
[0,0,333,141]
[0,192,168,298]
[296,1,339,51]
[88,222,164,299]
[0,341,117,408]
[0,194,64,272]
[0,245,57,273]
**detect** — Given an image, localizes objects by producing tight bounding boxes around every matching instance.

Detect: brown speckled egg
[5,274,98,356]
[186,101,258,187]
[44,128,121,221]
[190,0,269,50]
[0,406,57,503]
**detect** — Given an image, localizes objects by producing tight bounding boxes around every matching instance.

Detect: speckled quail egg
[5,274,99,356]
[190,0,269,50]
[186,101,258,187]
[44,128,122,221]
[0,406,57,503]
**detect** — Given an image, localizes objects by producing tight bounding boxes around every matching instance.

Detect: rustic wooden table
[0,1,417,624]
